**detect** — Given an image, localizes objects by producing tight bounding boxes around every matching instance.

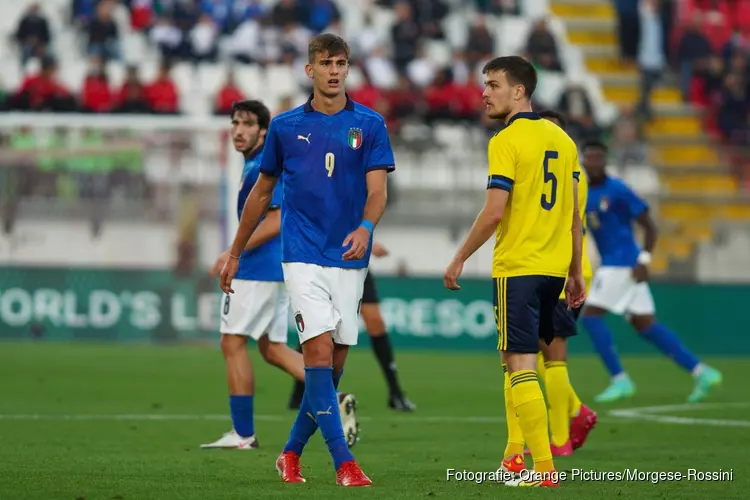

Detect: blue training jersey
[235,148,284,282]
[259,94,395,269]
[585,176,648,267]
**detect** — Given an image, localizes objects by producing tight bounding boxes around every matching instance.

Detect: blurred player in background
[288,241,416,412]
[202,100,357,450]
[221,34,394,487]
[579,139,722,403]
[443,56,586,488]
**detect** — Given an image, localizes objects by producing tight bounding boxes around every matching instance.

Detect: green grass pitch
[0,342,747,499]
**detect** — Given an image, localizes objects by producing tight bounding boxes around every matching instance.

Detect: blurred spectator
[272,0,303,27]
[116,65,147,108]
[717,72,748,144]
[391,1,421,71]
[636,0,666,120]
[11,56,76,112]
[409,0,448,40]
[556,79,600,142]
[424,68,460,124]
[613,0,640,64]
[280,22,314,57]
[150,17,184,60]
[145,62,180,114]
[71,0,97,26]
[721,28,750,62]
[354,13,385,61]
[275,95,294,115]
[302,0,342,34]
[87,0,121,61]
[406,43,438,88]
[201,0,232,35]
[81,56,113,113]
[365,46,398,89]
[455,70,484,123]
[525,19,562,71]
[190,13,219,62]
[214,69,245,115]
[677,13,713,101]
[130,0,154,31]
[349,70,383,110]
[232,0,266,25]
[14,3,51,65]
[475,0,518,15]
[451,50,470,85]
[610,106,648,168]
[173,0,201,31]
[229,18,261,63]
[465,16,495,68]
[384,74,420,131]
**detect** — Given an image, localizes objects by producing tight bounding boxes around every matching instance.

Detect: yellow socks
[536,352,546,380]
[544,361,572,446]
[502,363,525,457]
[569,379,582,419]
[510,370,553,473]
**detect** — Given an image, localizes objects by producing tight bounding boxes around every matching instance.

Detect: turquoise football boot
[593,375,636,403]
[687,366,722,403]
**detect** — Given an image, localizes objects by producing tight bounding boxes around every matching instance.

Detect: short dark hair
[582,138,608,153]
[308,33,350,63]
[230,100,271,130]
[538,110,566,129]
[482,56,538,98]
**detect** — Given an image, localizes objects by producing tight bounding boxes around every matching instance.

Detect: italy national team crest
[348,128,363,150]
[294,312,305,333]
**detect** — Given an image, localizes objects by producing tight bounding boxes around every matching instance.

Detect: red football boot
[570,404,598,450]
[276,451,305,483]
[336,460,372,487]
[500,453,526,474]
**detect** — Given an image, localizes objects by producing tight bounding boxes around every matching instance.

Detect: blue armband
[360,220,374,234]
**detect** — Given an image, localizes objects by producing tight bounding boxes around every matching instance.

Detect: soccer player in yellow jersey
[443,56,586,488]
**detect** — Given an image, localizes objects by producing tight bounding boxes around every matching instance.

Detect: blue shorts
[493,275,566,353]
[553,300,582,339]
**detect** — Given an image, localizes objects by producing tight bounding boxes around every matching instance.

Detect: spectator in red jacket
[145,61,179,114]
[424,68,461,124]
[214,69,246,115]
[455,71,484,122]
[12,55,74,111]
[349,70,382,110]
[81,56,113,112]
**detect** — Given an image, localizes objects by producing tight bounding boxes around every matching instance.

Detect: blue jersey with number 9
[259,95,395,269]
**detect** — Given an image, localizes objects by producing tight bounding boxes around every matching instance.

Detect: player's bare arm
[566,178,586,307]
[210,209,281,279]
[632,210,658,283]
[444,188,509,290]
[343,169,387,260]
[220,173,278,294]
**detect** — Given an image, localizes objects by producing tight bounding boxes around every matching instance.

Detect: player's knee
[301,334,334,367]
[220,334,247,358]
[545,337,567,362]
[630,315,655,334]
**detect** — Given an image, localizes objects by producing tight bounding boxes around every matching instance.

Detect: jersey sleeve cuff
[367,164,395,173]
[487,174,514,192]
[573,171,580,180]
[267,204,280,211]
[259,167,280,178]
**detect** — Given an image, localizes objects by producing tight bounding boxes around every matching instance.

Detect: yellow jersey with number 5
[558,172,594,299]
[486,112,580,278]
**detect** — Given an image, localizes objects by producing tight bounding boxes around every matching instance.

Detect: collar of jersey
[245,146,264,163]
[304,93,355,113]
[506,111,541,126]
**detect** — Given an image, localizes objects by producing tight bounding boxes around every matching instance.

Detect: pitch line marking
[608,402,750,428]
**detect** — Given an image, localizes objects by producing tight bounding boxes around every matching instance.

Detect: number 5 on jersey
[541,150,558,210]
[325,152,335,177]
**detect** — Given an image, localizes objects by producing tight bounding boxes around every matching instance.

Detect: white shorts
[282,262,367,346]
[586,267,655,316]
[220,279,290,343]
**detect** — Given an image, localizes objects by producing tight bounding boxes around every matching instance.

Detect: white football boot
[338,392,360,448]
[200,430,258,449]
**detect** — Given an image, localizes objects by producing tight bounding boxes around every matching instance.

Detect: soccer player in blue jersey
[579,139,722,403]
[202,100,357,450]
[220,34,394,487]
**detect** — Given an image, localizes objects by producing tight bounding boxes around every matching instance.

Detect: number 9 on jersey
[325,152,335,178]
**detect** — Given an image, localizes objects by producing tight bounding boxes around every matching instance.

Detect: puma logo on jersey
[297,133,311,144]
[316,406,333,416]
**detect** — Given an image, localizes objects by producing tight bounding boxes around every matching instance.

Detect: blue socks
[641,322,700,373]
[229,395,254,438]
[283,368,348,469]
[581,316,625,377]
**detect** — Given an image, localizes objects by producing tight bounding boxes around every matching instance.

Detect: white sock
[612,372,630,383]
[691,363,704,378]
